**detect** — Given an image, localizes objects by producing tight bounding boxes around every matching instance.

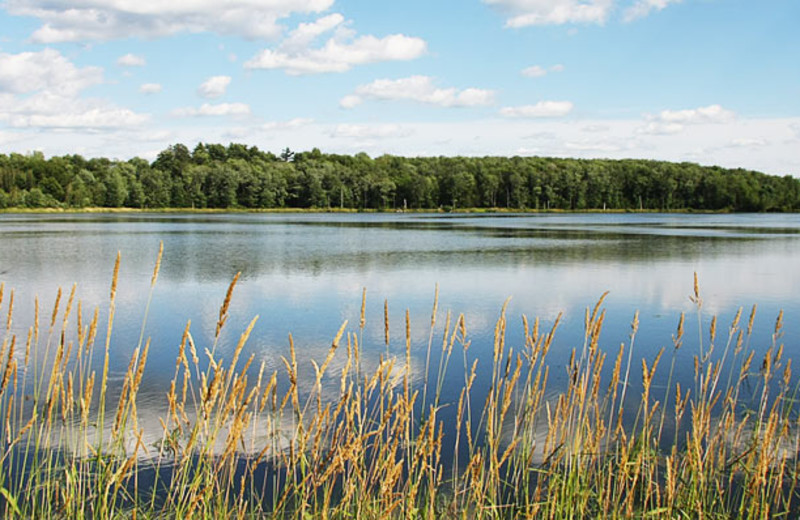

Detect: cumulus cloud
[332,124,412,139]
[139,83,163,94]
[639,104,736,135]
[6,0,334,42]
[624,0,682,22]
[8,103,149,129]
[485,0,682,26]
[171,102,251,117]
[728,138,767,148]
[521,65,547,77]
[0,90,148,129]
[117,53,145,67]
[658,104,735,124]
[582,124,609,133]
[263,117,314,131]
[0,129,25,146]
[637,121,684,135]
[0,49,148,130]
[197,76,232,98]
[339,95,363,109]
[563,140,628,153]
[500,101,574,118]
[0,48,102,96]
[484,0,614,27]
[281,13,346,51]
[245,13,426,75]
[135,129,174,142]
[341,76,494,109]
[222,127,250,139]
[521,64,565,77]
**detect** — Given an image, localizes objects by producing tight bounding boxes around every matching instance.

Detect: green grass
[0,249,798,518]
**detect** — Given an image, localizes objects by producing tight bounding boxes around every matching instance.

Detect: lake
[1,211,799,452]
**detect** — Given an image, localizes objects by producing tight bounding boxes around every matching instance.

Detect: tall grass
[1,246,799,518]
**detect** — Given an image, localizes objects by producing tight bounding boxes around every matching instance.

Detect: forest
[1,143,798,211]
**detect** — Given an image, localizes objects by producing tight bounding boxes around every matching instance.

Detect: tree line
[1,143,798,212]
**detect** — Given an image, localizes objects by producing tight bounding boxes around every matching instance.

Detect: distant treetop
[0,144,797,212]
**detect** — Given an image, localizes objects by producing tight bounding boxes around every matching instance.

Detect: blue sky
[0,0,798,175]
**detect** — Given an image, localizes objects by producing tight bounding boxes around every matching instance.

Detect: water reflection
[1,212,799,411]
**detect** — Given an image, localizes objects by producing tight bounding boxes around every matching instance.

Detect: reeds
[1,252,799,519]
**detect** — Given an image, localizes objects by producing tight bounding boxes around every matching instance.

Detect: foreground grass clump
[1,248,799,519]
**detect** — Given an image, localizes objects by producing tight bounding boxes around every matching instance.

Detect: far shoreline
[0,206,753,215]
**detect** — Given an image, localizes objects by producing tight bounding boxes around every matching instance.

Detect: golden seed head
[217,271,241,336]
[709,315,717,343]
[49,287,61,331]
[384,299,390,347]
[775,310,784,334]
[358,288,367,329]
[4,289,14,334]
[430,283,439,328]
[111,252,121,302]
[151,241,164,287]
[748,304,757,335]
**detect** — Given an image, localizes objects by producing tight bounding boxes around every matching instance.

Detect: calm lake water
[1,212,799,446]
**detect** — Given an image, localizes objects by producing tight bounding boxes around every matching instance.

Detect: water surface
[1,212,799,442]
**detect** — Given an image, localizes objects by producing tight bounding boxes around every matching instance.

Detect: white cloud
[281,13,345,51]
[658,104,735,124]
[263,117,314,131]
[136,129,174,142]
[339,95,363,109]
[7,0,335,42]
[342,76,494,109]
[0,130,25,146]
[521,64,565,77]
[582,124,609,133]
[332,124,412,139]
[637,121,684,135]
[521,65,547,77]
[0,49,148,130]
[563,139,628,152]
[1,91,149,129]
[10,105,149,129]
[139,83,162,94]
[484,0,614,27]
[624,0,682,22]
[500,101,574,118]
[197,75,231,98]
[486,0,682,26]
[223,127,250,139]
[728,138,767,148]
[639,104,736,135]
[245,14,426,75]
[0,48,102,96]
[522,131,558,141]
[171,102,251,117]
[117,53,145,67]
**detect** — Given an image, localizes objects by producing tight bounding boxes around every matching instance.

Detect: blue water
[1,212,799,440]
